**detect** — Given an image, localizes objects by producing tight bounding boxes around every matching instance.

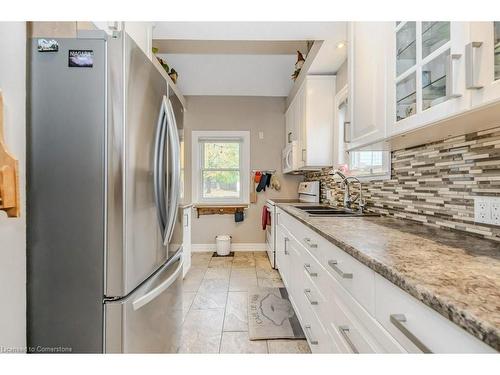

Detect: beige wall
[0,22,26,349]
[184,96,302,244]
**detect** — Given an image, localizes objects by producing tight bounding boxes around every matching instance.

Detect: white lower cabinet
[374,274,495,353]
[275,207,494,353]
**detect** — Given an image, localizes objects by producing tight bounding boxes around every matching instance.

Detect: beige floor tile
[229,275,258,292]
[204,267,231,280]
[267,340,311,354]
[209,257,233,269]
[219,332,268,354]
[253,251,268,258]
[233,251,254,258]
[223,291,248,332]
[183,268,206,292]
[199,277,230,293]
[256,267,281,279]
[257,277,285,288]
[182,292,196,321]
[178,308,224,353]
[255,258,272,270]
[232,257,256,268]
[230,267,256,278]
[191,291,228,310]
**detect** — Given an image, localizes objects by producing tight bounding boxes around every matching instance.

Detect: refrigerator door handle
[132,250,184,311]
[163,99,181,245]
[154,96,168,240]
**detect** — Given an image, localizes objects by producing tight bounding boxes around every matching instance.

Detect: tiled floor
[179,251,311,354]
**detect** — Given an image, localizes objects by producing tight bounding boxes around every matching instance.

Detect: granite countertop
[277,203,500,351]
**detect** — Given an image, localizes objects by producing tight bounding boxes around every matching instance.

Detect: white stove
[264,181,320,268]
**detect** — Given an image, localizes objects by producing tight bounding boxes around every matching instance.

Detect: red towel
[262,206,271,230]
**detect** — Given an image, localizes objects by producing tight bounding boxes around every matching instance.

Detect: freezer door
[106,32,169,297]
[104,250,183,353]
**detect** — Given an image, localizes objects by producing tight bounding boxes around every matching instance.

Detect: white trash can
[216,235,232,256]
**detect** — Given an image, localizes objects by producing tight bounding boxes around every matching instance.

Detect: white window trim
[192,130,250,205]
[347,149,392,181]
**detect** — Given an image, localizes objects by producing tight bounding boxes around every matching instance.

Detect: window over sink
[192,131,250,204]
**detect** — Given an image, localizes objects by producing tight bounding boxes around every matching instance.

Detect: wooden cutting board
[0,90,20,217]
[250,171,257,203]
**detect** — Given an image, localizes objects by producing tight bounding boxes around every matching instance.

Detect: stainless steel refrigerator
[27,30,184,353]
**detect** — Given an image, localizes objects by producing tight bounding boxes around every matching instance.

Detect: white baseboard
[191,243,267,252]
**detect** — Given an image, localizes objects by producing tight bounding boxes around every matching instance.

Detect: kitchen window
[347,149,391,180]
[192,131,250,204]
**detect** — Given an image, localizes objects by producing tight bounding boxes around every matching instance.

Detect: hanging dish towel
[261,205,270,230]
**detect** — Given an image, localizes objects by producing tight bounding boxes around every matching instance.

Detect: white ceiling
[153,22,346,41]
[153,22,347,97]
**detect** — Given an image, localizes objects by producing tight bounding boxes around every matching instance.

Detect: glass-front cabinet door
[469,21,500,107]
[390,22,469,136]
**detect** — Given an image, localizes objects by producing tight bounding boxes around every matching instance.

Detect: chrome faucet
[329,169,365,213]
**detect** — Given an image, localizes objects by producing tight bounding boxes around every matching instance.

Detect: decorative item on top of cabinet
[389,22,469,137]
[0,90,21,218]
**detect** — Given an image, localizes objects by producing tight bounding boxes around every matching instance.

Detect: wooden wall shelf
[0,90,21,218]
[194,204,248,218]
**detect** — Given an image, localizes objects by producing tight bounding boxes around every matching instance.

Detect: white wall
[0,22,27,350]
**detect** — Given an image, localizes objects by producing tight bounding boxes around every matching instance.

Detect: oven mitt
[256,173,268,192]
[254,171,262,183]
[265,173,272,187]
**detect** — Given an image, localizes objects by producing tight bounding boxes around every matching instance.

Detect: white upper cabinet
[468,22,500,107]
[347,22,392,150]
[388,22,470,136]
[284,75,335,170]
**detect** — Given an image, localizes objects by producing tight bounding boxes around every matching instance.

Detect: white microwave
[282,141,300,174]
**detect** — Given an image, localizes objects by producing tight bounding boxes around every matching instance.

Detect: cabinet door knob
[304,289,318,305]
[304,324,319,345]
[389,314,432,353]
[303,238,318,248]
[328,260,353,279]
[304,263,318,277]
[339,325,359,354]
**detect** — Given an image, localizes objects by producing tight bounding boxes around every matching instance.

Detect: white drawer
[374,274,495,353]
[279,210,376,314]
[293,289,335,353]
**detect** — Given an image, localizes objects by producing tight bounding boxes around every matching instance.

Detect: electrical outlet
[474,197,500,225]
[474,197,491,224]
[491,202,500,225]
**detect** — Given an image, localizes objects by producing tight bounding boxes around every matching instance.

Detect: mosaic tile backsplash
[304,126,500,242]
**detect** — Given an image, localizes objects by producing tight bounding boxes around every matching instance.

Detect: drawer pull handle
[304,289,318,305]
[328,260,353,279]
[304,264,317,277]
[304,324,318,345]
[303,238,318,248]
[284,237,289,255]
[390,314,432,354]
[339,325,359,354]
